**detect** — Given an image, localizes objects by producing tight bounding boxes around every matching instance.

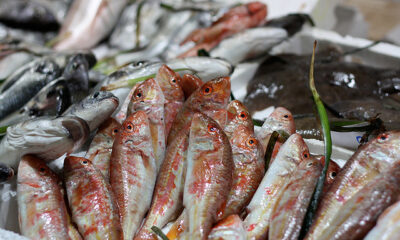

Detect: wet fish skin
[63,91,119,132]
[317,163,400,240]
[183,112,233,240]
[55,0,128,50]
[365,201,400,240]
[244,133,311,240]
[224,100,254,139]
[167,76,231,144]
[269,156,322,240]
[208,215,246,240]
[210,27,287,65]
[217,125,264,220]
[0,58,61,120]
[318,155,341,195]
[110,111,157,240]
[64,156,122,240]
[85,118,120,181]
[128,78,166,172]
[0,116,89,179]
[17,155,77,240]
[256,107,296,152]
[179,2,267,58]
[179,73,203,98]
[305,131,400,240]
[134,127,190,240]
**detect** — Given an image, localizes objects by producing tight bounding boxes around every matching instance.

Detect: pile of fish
[0,0,400,240]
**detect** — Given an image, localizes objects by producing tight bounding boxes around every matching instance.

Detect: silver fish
[54,0,127,50]
[63,91,119,132]
[0,116,89,177]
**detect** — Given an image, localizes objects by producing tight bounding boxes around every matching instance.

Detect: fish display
[2,1,400,239]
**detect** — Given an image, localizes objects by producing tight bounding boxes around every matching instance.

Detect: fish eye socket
[246,138,257,147]
[284,115,289,118]
[170,78,177,84]
[126,123,134,132]
[202,86,213,95]
[379,134,388,141]
[208,125,217,133]
[93,92,100,98]
[330,172,337,178]
[82,160,88,165]
[39,167,45,172]
[136,92,142,98]
[303,152,309,158]
[239,112,248,120]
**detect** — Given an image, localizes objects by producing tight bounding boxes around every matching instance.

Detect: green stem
[151,226,169,240]
[0,125,8,134]
[135,1,146,48]
[300,41,332,238]
[264,131,279,171]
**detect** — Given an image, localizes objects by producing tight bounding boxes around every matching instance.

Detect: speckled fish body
[134,127,190,240]
[224,100,253,139]
[110,111,157,240]
[183,113,233,240]
[244,133,311,240]
[317,163,400,240]
[128,78,166,171]
[365,201,400,240]
[217,125,264,220]
[64,156,122,240]
[167,76,231,144]
[179,74,203,99]
[305,131,400,240]
[155,64,184,137]
[269,157,322,240]
[208,215,246,240]
[63,91,119,132]
[85,118,121,181]
[17,155,78,240]
[256,107,296,153]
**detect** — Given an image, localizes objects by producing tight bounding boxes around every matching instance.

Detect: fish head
[317,155,341,185]
[64,91,119,132]
[190,112,227,148]
[132,78,165,105]
[63,156,92,175]
[189,77,231,111]
[246,1,268,22]
[156,64,184,102]
[118,111,150,145]
[63,54,90,88]
[362,131,400,166]
[298,155,323,174]
[226,100,253,129]
[262,107,295,136]
[98,118,121,139]
[18,155,58,184]
[282,133,311,164]
[32,58,61,79]
[230,125,263,164]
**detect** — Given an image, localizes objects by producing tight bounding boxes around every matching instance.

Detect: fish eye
[284,115,289,118]
[378,133,388,142]
[39,167,45,172]
[307,162,313,167]
[208,124,217,133]
[93,92,100,98]
[112,127,119,135]
[202,85,213,95]
[136,91,142,98]
[246,138,257,147]
[170,78,177,84]
[125,123,134,132]
[303,151,309,158]
[330,171,337,178]
[81,160,88,165]
[239,111,248,120]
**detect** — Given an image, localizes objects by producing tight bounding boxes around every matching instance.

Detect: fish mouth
[60,116,90,152]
